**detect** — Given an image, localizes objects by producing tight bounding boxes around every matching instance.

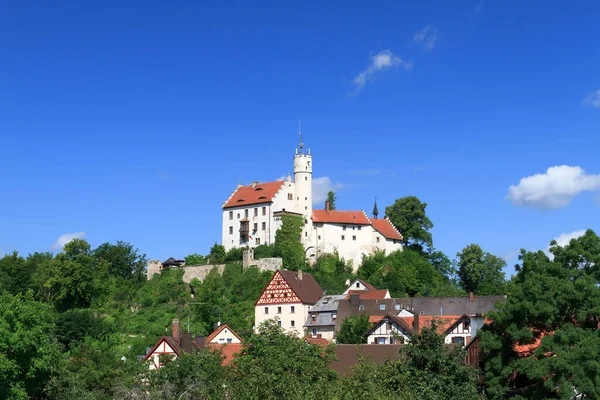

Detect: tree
[327,190,336,210]
[456,244,505,295]
[336,313,370,344]
[208,243,226,264]
[480,230,600,399]
[274,214,305,270]
[0,251,29,295]
[93,241,147,281]
[311,252,354,294]
[0,291,62,399]
[385,196,433,251]
[184,253,206,265]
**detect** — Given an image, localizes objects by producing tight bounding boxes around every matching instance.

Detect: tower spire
[298,120,304,153]
[373,197,379,219]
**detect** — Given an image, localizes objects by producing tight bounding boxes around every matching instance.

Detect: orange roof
[205,324,242,344]
[415,315,463,334]
[369,315,384,324]
[304,336,330,346]
[312,210,371,225]
[371,218,403,241]
[513,331,553,357]
[223,181,285,209]
[346,289,389,300]
[206,343,242,365]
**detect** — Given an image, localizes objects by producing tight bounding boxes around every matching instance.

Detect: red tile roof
[304,336,330,346]
[369,315,384,324]
[346,289,390,300]
[371,218,403,241]
[205,324,242,344]
[223,181,285,209]
[206,343,243,365]
[278,270,324,305]
[357,279,376,291]
[312,210,371,225]
[412,315,463,334]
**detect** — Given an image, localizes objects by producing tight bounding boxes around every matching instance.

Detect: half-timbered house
[254,269,323,337]
[365,314,413,344]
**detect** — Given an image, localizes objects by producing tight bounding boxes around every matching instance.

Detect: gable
[255,271,301,305]
[206,325,242,344]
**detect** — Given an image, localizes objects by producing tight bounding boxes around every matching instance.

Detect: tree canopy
[456,244,505,295]
[273,214,305,270]
[385,196,434,251]
[336,313,370,344]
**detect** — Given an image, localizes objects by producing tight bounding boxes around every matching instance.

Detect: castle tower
[293,127,314,256]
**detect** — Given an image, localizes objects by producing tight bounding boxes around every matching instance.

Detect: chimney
[469,292,474,302]
[298,269,303,280]
[252,181,258,189]
[350,293,360,306]
[172,319,180,345]
[325,200,330,212]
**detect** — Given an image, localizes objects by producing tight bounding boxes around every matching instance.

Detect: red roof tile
[346,289,390,300]
[304,336,330,346]
[312,210,371,225]
[371,218,403,241]
[223,181,285,209]
[369,315,384,324]
[415,315,463,334]
[206,343,243,365]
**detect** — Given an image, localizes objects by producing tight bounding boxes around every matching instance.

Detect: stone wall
[182,264,226,284]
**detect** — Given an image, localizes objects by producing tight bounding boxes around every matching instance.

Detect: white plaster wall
[255,302,310,338]
[147,340,177,371]
[343,279,371,294]
[294,153,315,258]
[444,318,471,346]
[314,221,374,271]
[308,326,335,341]
[209,327,242,344]
[366,321,411,344]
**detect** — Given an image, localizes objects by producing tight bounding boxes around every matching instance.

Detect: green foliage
[0,251,32,295]
[229,320,338,399]
[0,291,62,400]
[253,243,276,259]
[208,243,227,264]
[224,246,244,262]
[274,214,305,270]
[327,190,337,210]
[184,253,206,265]
[457,244,506,295]
[480,229,600,399]
[93,241,147,282]
[56,309,116,350]
[311,252,354,294]
[336,313,370,344]
[385,196,434,251]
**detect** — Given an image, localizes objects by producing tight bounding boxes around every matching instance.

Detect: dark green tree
[327,190,337,210]
[385,196,434,252]
[184,253,206,265]
[311,251,354,294]
[274,214,305,270]
[456,244,505,295]
[336,313,370,344]
[0,251,31,295]
[480,229,600,399]
[208,243,227,264]
[93,241,147,281]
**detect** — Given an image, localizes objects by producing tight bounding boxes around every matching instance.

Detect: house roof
[278,270,324,305]
[312,210,371,225]
[162,257,185,266]
[357,279,377,291]
[413,315,464,334]
[304,336,330,346]
[371,218,403,241]
[411,295,506,316]
[365,315,414,336]
[206,343,243,365]
[335,298,413,333]
[223,181,285,209]
[330,344,403,376]
[346,289,389,300]
[205,324,243,344]
[142,336,181,363]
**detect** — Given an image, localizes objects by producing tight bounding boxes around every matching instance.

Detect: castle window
[358,226,361,230]
[305,206,307,210]
[305,231,307,237]
[253,223,258,231]
[290,306,295,313]
[305,197,307,200]
[277,320,282,327]
[262,222,266,230]
[352,236,356,241]
[256,238,260,245]
[343,225,347,231]
[356,282,360,288]
[291,320,295,327]
[341,235,345,241]
[376,236,380,243]
[262,207,266,215]
[305,177,307,181]
[254,208,258,217]
[237,213,240,219]
[318,235,321,240]
[229,226,233,235]
[245,209,249,218]
[288,193,293,200]
[229,211,233,220]
[297,197,299,200]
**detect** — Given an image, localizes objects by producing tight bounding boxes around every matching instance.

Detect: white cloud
[584,90,600,108]
[352,50,412,91]
[52,231,86,251]
[545,230,586,259]
[506,165,600,209]
[312,176,343,206]
[413,25,438,51]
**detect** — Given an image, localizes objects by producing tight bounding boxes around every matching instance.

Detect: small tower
[293,123,313,250]
[373,198,379,219]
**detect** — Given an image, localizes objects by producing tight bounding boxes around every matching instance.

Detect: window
[358,226,361,230]
[359,305,365,311]
[395,304,401,311]
[229,211,233,220]
[352,235,356,241]
[305,197,307,200]
[342,225,347,231]
[305,206,307,210]
[305,231,307,237]
[229,226,233,235]
[262,207,266,215]
[237,213,240,219]
[254,208,258,217]
[379,304,386,311]
[219,338,225,342]
[288,193,293,200]
[291,320,295,327]
[262,222,266,230]
[277,320,282,327]
[277,307,282,314]
[311,314,316,322]
[341,235,345,241]
[253,223,258,231]
[463,319,470,331]
[352,226,355,230]
[376,236,380,243]
[318,235,321,240]
[305,177,307,181]
[256,238,260,245]
[227,338,232,344]
[332,313,337,321]
[312,328,317,336]
[264,307,269,314]
[378,337,386,345]
[290,306,295,313]
[453,337,465,346]
[245,209,249,218]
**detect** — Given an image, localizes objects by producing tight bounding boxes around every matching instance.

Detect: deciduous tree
[337,313,370,344]
[385,196,433,251]
[456,244,505,295]
[274,214,305,270]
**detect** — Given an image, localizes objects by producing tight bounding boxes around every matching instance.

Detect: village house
[221,136,403,270]
[142,319,243,370]
[254,269,323,337]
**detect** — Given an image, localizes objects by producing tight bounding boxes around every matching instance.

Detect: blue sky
[1,1,599,276]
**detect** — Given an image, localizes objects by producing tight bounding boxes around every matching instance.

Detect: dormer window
[379,304,386,311]
[356,282,360,288]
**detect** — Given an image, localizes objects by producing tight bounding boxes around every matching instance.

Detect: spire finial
[373,197,379,219]
[298,120,304,153]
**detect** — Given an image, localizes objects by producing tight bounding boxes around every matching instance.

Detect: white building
[222,137,403,270]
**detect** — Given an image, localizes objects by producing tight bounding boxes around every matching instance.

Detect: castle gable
[223,181,285,209]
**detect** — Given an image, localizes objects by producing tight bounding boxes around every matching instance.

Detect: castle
[221,134,403,270]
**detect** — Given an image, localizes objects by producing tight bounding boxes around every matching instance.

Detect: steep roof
[206,343,243,365]
[346,289,390,300]
[205,324,243,344]
[223,181,285,209]
[142,336,181,363]
[411,295,506,317]
[413,315,465,334]
[335,298,413,333]
[278,270,324,304]
[365,315,414,336]
[371,218,403,241]
[312,210,371,225]
[330,345,403,376]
